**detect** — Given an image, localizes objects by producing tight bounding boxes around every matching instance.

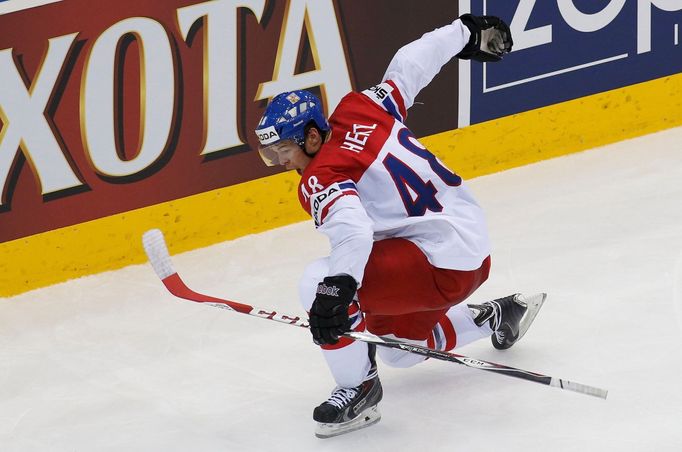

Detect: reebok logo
[317,284,340,297]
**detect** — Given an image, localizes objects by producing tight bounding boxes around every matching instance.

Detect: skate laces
[487,300,508,344]
[326,387,358,410]
[490,295,525,343]
[489,300,502,331]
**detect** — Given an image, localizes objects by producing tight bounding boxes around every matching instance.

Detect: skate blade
[315,405,381,439]
[517,293,547,342]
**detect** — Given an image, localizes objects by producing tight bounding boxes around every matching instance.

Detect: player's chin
[285,163,300,173]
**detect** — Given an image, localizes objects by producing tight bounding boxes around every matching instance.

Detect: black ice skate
[470,293,547,350]
[314,345,383,438]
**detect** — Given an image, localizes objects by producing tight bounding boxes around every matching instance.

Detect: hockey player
[255,14,543,438]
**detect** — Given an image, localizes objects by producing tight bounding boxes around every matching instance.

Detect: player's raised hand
[457,14,513,62]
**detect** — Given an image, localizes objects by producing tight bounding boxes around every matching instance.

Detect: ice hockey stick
[142,229,608,400]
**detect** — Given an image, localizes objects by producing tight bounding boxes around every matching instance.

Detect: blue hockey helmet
[255,90,330,166]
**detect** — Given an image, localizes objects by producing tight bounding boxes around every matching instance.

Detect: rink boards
[1,0,681,296]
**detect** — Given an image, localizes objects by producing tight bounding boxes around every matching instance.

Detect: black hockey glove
[309,274,358,346]
[456,14,513,62]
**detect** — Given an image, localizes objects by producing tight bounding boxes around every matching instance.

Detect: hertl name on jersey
[340,123,377,153]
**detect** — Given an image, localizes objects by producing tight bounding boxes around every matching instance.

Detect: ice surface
[2,127,682,451]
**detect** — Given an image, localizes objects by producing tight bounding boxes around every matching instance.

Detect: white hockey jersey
[296,19,490,286]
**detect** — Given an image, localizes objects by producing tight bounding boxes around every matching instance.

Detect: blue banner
[468,0,682,124]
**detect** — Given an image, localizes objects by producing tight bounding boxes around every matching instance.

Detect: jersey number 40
[383,128,462,217]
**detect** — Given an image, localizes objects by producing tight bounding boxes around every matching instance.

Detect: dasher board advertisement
[462,0,682,126]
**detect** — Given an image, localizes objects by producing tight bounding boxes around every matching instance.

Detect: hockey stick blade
[142,229,309,327]
[142,229,608,400]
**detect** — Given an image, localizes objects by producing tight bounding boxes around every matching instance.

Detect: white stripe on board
[483,53,629,93]
[0,0,62,15]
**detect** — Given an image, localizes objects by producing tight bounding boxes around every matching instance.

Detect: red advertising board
[0,0,458,243]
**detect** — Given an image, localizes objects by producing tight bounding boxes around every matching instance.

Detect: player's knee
[377,340,428,368]
[298,257,330,311]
